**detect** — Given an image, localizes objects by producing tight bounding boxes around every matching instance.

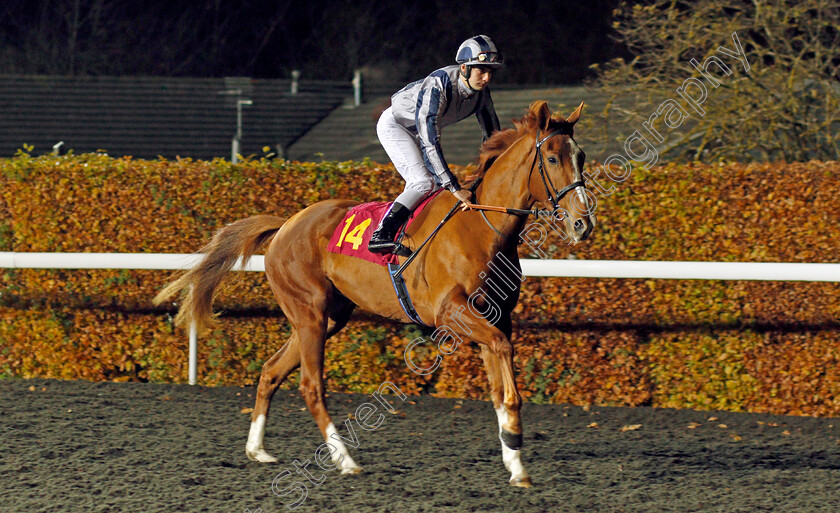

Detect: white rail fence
[3,252,840,385]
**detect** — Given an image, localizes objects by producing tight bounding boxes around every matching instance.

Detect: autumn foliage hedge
[1,151,839,416]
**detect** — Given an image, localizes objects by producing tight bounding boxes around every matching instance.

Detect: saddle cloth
[327,191,441,266]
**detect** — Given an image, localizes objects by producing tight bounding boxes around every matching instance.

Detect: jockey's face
[461,65,493,90]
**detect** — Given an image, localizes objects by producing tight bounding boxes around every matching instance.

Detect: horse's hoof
[246,448,278,463]
[341,465,363,475]
[510,476,532,488]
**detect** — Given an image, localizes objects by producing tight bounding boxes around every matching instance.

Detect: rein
[391,130,588,278]
[391,178,483,279]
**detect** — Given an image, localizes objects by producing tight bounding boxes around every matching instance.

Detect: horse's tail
[153,215,287,334]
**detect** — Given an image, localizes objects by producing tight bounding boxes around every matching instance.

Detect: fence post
[189,321,197,385]
[231,98,253,164]
[352,70,362,107]
[291,70,300,95]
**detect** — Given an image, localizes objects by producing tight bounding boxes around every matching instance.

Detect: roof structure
[0,76,619,165]
[0,75,348,159]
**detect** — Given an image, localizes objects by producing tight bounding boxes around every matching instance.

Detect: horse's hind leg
[245,294,355,464]
[246,332,302,462]
[295,296,362,474]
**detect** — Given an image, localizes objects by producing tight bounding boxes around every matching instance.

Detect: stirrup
[392,243,413,257]
[369,240,413,257]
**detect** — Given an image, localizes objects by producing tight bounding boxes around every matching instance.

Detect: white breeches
[377,107,441,210]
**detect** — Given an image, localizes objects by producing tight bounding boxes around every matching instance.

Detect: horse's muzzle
[574,216,595,241]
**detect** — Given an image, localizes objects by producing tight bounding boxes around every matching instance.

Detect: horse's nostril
[574,219,585,233]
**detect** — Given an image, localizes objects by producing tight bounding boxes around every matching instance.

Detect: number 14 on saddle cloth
[326,191,441,266]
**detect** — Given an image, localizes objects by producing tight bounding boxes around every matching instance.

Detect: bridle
[474,128,589,237]
[532,128,587,212]
[393,127,590,278]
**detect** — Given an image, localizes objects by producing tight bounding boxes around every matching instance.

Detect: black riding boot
[368,202,412,254]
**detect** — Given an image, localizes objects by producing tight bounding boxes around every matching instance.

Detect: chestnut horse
[154,100,594,487]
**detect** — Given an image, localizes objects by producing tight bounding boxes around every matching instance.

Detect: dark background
[0,0,626,84]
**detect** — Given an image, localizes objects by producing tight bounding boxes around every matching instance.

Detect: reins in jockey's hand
[391,178,484,279]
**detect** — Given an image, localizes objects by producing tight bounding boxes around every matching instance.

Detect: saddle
[327,191,441,266]
[327,192,443,325]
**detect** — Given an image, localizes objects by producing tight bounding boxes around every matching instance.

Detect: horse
[154,100,595,488]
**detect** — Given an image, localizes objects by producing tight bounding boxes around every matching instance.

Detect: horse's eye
[547,156,558,165]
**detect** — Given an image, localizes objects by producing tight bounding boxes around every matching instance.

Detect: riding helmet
[455,35,504,69]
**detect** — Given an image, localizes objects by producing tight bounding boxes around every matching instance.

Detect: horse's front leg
[479,345,532,487]
[439,299,531,487]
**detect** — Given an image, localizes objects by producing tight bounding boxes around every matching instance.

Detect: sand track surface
[1,379,839,512]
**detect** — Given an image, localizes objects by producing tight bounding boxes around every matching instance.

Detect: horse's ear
[529,100,551,131]
[565,101,585,125]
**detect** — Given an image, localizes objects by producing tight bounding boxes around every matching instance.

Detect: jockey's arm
[477,90,501,142]
[415,72,460,192]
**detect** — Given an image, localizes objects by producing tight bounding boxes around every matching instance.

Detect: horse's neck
[478,135,534,210]
[474,136,535,239]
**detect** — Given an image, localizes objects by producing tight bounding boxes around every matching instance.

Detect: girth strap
[387,263,425,325]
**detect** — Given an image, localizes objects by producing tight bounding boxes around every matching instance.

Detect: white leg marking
[245,414,278,463]
[325,423,362,474]
[495,407,530,484]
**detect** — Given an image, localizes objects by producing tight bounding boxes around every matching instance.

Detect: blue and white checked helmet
[455,35,504,69]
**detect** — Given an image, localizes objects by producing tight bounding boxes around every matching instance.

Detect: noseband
[533,129,587,211]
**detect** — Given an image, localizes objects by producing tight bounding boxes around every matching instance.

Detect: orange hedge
[1,152,839,415]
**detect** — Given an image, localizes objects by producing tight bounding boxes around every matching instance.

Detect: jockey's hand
[452,189,474,210]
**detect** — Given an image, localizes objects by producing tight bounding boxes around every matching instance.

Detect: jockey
[368,35,503,255]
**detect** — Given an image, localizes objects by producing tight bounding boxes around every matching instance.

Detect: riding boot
[368,202,412,255]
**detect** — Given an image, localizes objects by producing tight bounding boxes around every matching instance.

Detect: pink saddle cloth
[327,191,441,266]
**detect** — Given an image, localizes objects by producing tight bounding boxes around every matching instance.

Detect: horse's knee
[259,360,276,380]
[489,337,513,359]
[298,377,322,406]
[257,363,280,394]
